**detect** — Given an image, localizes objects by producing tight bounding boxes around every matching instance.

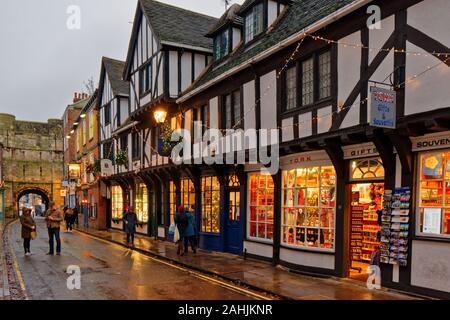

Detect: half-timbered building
[103,0,218,238]
[169,0,450,298]
[97,57,133,231]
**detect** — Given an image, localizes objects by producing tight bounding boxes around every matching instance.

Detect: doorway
[224,187,243,253]
[348,182,384,281]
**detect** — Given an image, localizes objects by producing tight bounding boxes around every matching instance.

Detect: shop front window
[201,176,220,233]
[418,151,450,237]
[248,174,274,241]
[135,183,148,223]
[170,181,176,225]
[111,186,123,220]
[282,166,336,250]
[181,178,195,212]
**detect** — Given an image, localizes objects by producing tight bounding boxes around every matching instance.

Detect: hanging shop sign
[411,131,450,152]
[343,142,379,160]
[100,159,113,177]
[280,150,331,169]
[369,86,396,129]
[68,163,81,179]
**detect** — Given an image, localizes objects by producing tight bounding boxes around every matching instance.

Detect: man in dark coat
[123,206,138,245]
[175,205,188,256]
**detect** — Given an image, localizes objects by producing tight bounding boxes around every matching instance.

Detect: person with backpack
[174,205,188,256]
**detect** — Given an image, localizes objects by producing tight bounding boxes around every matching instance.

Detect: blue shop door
[224,188,243,253]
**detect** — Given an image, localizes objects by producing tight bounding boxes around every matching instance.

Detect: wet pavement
[76,226,419,300]
[5,218,256,300]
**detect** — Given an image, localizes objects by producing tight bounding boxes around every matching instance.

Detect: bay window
[418,150,450,237]
[170,181,176,225]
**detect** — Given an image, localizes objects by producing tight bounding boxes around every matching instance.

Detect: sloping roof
[141,0,218,50]
[206,4,243,37]
[102,57,129,97]
[182,0,354,98]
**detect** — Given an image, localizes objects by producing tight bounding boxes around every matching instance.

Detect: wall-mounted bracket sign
[369,86,396,129]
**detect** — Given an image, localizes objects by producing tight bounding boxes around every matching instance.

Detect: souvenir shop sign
[369,87,396,129]
[411,131,450,152]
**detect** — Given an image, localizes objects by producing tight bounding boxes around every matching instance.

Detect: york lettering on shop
[289,156,312,164]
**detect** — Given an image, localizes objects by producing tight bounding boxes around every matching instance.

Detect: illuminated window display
[282,166,336,250]
[170,181,176,225]
[135,183,149,223]
[351,157,384,180]
[418,151,450,237]
[248,173,274,241]
[201,176,220,233]
[181,178,195,212]
[111,186,123,220]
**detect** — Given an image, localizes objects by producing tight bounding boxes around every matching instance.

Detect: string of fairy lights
[70,29,450,171]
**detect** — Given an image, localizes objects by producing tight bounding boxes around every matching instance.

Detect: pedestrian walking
[19,208,36,256]
[123,206,138,245]
[174,205,188,256]
[73,206,79,227]
[64,207,74,232]
[44,202,63,255]
[184,209,197,255]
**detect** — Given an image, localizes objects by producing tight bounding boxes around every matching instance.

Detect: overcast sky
[0,0,243,122]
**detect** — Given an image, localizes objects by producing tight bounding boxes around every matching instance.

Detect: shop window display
[170,181,176,225]
[181,178,195,212]
[248,174,274,241]
[111,186,123,220]
[282,166,336,250]
[418,151,450,237]
[201,176,220,233]
[135,183,149,223]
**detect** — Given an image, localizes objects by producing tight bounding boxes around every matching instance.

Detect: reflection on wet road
[8,219,256,300]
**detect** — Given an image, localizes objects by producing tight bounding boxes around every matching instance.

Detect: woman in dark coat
[122,206,138,245]
[174,205,188,256]
[20,208,36,256]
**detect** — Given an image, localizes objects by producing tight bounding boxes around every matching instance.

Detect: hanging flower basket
[86,159,101,175]
[157,122,183,157]
[115,149,128,168]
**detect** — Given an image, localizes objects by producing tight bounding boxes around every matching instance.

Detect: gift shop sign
[369,87,396,129]
[411,131,450,152]
[343,143,379,160]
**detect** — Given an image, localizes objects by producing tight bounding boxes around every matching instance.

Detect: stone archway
[16,187,50,215]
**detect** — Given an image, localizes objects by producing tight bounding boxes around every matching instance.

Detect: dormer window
[214,29,230,60]
[244,2,264,43]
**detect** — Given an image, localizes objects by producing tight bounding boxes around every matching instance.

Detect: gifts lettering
[350,147,377,158]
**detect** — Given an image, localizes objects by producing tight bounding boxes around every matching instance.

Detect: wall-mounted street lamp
[70,129,75,134]
[154,109,167,125]
[80,114,86,119]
